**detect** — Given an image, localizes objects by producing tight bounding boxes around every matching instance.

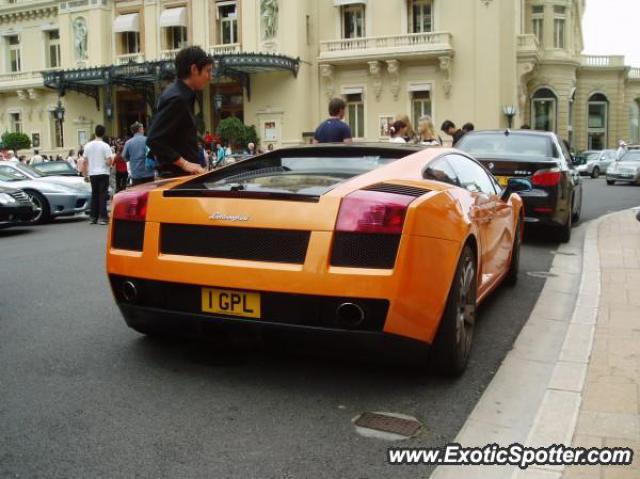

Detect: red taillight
[531,168,561,187]
[335,190,414,234]
[112,190,149,222]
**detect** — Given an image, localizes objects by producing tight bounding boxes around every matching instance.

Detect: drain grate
[354,412,422,437]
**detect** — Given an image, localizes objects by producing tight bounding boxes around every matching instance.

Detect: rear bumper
[518,190,567,227]
[116,299,431,360]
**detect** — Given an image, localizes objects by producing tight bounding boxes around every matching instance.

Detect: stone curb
[430,214,606,479]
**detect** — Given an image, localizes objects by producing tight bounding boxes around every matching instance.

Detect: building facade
[0,0,639,155]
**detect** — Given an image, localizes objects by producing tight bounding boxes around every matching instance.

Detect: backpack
[144,144,157,171]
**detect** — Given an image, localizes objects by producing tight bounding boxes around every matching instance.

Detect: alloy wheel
[455,257,476,360]
[26,192,43,223]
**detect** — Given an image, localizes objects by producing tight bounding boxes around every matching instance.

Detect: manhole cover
[527,271,558,279]
[354,412,422,437]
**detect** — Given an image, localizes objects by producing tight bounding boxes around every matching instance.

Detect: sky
[582,0,640,67]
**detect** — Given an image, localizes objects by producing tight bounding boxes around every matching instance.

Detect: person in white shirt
[83,125,114,225]
[388,120,408,143]
[29,150,44,165]
[5,150,19,163]
[65,149,77,170]
[616,140,628,160]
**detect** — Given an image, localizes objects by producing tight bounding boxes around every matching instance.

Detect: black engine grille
[110,275,389,332]
[160,224,310,264]
[112,220,145,251]
[363,183,431,197]
[8,190,32,206]
[331,232,401,269]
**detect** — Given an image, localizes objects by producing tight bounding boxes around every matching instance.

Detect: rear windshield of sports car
[173,150,407,198]
[457,133,554,160]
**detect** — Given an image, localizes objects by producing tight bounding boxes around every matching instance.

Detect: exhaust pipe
[122,281,138,303]
[336,302,365,328]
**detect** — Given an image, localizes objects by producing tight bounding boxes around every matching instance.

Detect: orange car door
[448,155,502,290]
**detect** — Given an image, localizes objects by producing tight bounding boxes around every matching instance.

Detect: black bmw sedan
[457,130,583,242]
[0,185,36,229]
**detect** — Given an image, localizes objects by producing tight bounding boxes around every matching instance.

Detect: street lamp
[214,93,224,113]
[105,102,113,119]
[503,105,518,129]
[54,99,65,147]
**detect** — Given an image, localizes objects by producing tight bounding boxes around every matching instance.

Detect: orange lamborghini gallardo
[107,144,529,375]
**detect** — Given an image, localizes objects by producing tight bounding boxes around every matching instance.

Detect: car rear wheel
[24,190,51,225]
[606,179,615,185]
[504,219,521,287]
[591,167,600,179]
[430,244,477,377]
[556,207,572,243]
[572,193,582,223]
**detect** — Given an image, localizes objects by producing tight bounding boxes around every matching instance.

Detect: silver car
[606,150,640,185]
[575,149,617,178]
[0,161,89,191]
[0,165,91,224]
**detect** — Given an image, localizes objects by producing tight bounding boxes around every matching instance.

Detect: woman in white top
[417,115,441,146]
[388,120,408,143]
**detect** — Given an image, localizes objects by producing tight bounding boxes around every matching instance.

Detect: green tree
[240,125,260,148]
[1,132,31,151]
[216,117,245,151]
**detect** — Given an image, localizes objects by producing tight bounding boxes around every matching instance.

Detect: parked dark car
[0,185,35,228]
[457,130,583,242]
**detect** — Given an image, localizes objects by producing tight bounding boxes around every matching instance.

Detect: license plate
[201,288,261,319]
[496,176,510,187]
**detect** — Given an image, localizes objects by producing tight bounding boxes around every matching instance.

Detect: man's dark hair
[328,97,346,116]
[175,46,213,80]
[95,125,106,137]
[520,124,531,129]
[34,149,39,154]
[462,122,475,132]
[441,120,456,132]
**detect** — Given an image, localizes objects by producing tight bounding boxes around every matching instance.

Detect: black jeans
[115,172,129,192]
[90,174,110,221]
[131,176,155,186]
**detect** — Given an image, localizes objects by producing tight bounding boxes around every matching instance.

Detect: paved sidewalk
[431,209,640,479]
[563,210,640,479]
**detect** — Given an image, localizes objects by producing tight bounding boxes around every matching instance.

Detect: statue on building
[261,0,279,40]
[72,17,88,61]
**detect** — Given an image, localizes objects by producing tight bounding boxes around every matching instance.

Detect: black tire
[24,190,51,225]
[430,244,477,377]
[504,219,521,287]
[606,180,615,185]
[572,193,582,223]
[556,207,572,243]
[591,167,600,179]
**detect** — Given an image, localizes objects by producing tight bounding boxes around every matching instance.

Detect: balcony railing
[517,34,540,52]
[209,43,241,55]
[319,32,453,62]
[161,49,179,60]
[116,53,145,65]
[629,68,640,80]
[581,55,625,67]
[0,70,46,83]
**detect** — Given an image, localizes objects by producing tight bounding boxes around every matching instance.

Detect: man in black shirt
[313,97,353,144]
[441,120,465,147]
[147,46,213,177]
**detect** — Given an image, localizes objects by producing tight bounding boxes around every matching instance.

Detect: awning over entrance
[42,52,300,111]
[113,14,140,33]
[159,8,187,28]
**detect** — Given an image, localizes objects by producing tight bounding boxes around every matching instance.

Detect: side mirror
[501,178,532,201]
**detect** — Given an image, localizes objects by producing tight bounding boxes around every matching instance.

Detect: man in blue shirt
[123,121,155,186]
[313,97,353,144]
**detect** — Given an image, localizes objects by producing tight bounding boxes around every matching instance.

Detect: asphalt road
[1,177,639,479]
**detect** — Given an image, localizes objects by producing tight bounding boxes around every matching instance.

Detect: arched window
[587,93,608,150]
[630,100,640,144]
[531,88,557,132]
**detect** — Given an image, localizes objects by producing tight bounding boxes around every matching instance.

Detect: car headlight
[0,193,17,205]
